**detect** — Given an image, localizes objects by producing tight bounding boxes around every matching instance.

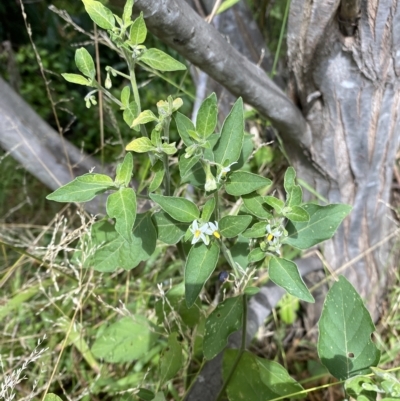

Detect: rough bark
[287,0,400,319]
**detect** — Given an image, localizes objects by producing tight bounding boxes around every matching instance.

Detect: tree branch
[134,0,311,149]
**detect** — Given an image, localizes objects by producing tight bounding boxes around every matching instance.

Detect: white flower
[265,224,283,244]
[217,162,237,181]
[190,220,210,245]
[207,221,221,239]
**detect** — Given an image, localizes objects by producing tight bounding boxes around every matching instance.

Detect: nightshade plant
[45,1,385,400]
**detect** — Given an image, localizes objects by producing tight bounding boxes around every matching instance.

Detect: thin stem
[162,116,171,196]
[220,241,239,276]
[214,191,220,221]
[215,293,248,401]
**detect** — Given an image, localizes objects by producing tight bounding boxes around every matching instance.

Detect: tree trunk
[287,0,400,320]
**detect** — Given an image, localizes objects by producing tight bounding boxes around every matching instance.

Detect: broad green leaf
[82,0,115,30]
[130,12,147,44]
[318,276,380,380]
[82,214,156,272]
[283,205,309,222]
[126,137,156,153]
[75,47,95,79]
[106,188,136,243]
[152,211,189,245]
[242,221,267,238]
[230,235,250,269]
[269,257,314,303]
[213,97,244,165]
[288,185,303,207]
[62,73,91,86]
[115,152,133,187]
[122,0,134,24]
[226,171,272,196]
[223,350,280,401]
[257,358,305,399]
[139,48,186,71]
[44,395,63,401]
[185,242,220,307]
[203,296,243,360]
[160,332,183,384]
[122,101,139,131]
[234,133,254,171]
[248,247,265,263]
[242,193,272,219]
[91,316,158,362]
[120,85,130,108]
[174,112,195,146]
[179,157,205,188]
[154,282,201,328]
[150,194,199,223]
[264,196,284,213]
[196,93,218,139]
[136,389,155,401]
[201,198,216,222]
[46,173,114,202]
[131,110,158,127]
[283,203,352,249]
[284,166,296,194]
[219,215,252,238]
[148,160,164,192]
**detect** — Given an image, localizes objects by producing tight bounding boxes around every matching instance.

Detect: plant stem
[214,191,220,221]
[162,116,171,196]
[215,293,248,401]
[220,241,239,276]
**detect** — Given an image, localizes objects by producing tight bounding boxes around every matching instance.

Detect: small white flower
[207,221,221,239]
[190,220,210,245]
[265,224,283,244]
[217,162,238,181]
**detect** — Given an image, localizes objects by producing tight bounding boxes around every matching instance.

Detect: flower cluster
[190,220,220,245]
[260,222,285,255]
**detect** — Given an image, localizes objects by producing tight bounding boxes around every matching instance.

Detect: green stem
[270,0,290,78]
[220,241,239,276]
[215,293,248,401]
[162,116,171,196]
[214,191,220,221]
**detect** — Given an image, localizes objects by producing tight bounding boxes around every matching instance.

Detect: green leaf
[230,235,249,269]
[130,12,147,44]
[277,294,299,325]
[149,160,165,192]
[44,395,63,401]
[115,152,133,187]
[131,110,158,127]
[174,112,195,146]
[269,257,314,303]
[152,211,189,245]
[75,47,95,79]
[196,93,218,139]
[122,101,139,131]
[120,85,130,108]
[219,215,252,238]
[153,393,167,401]
[82,214,156,272]
[318,276,380,380]
[201,198,216,222]
[242,193,272,219]
[248,247,265,263]
[126,137,156,153]
[185,242,220,307]
[122,0,134,24]
[179,158,206,188]
[106,188,136,243]
[150,194,199,223]
[226,171,272,196]
[284,166,296,194]
[223,350,280,401]
[213,97,244,165]
[160,142,177,155]
[46,173,114,202]
[203,296,243,360]
[91,316,158,362]
[264,196,284,213]
[82,0,115,30]
[136,389,155,401]
[139,48,186,71]
[288,185,303,207]
[62,73,92,86]
[344,376,377,401]
[242,221,267,238]
[283,203,352,249]
[256,358,305,399]
[283,205,310,222]
[160,332,183,384]
[244,286,260,295]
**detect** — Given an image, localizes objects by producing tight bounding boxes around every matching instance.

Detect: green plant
[44,1,386,400]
